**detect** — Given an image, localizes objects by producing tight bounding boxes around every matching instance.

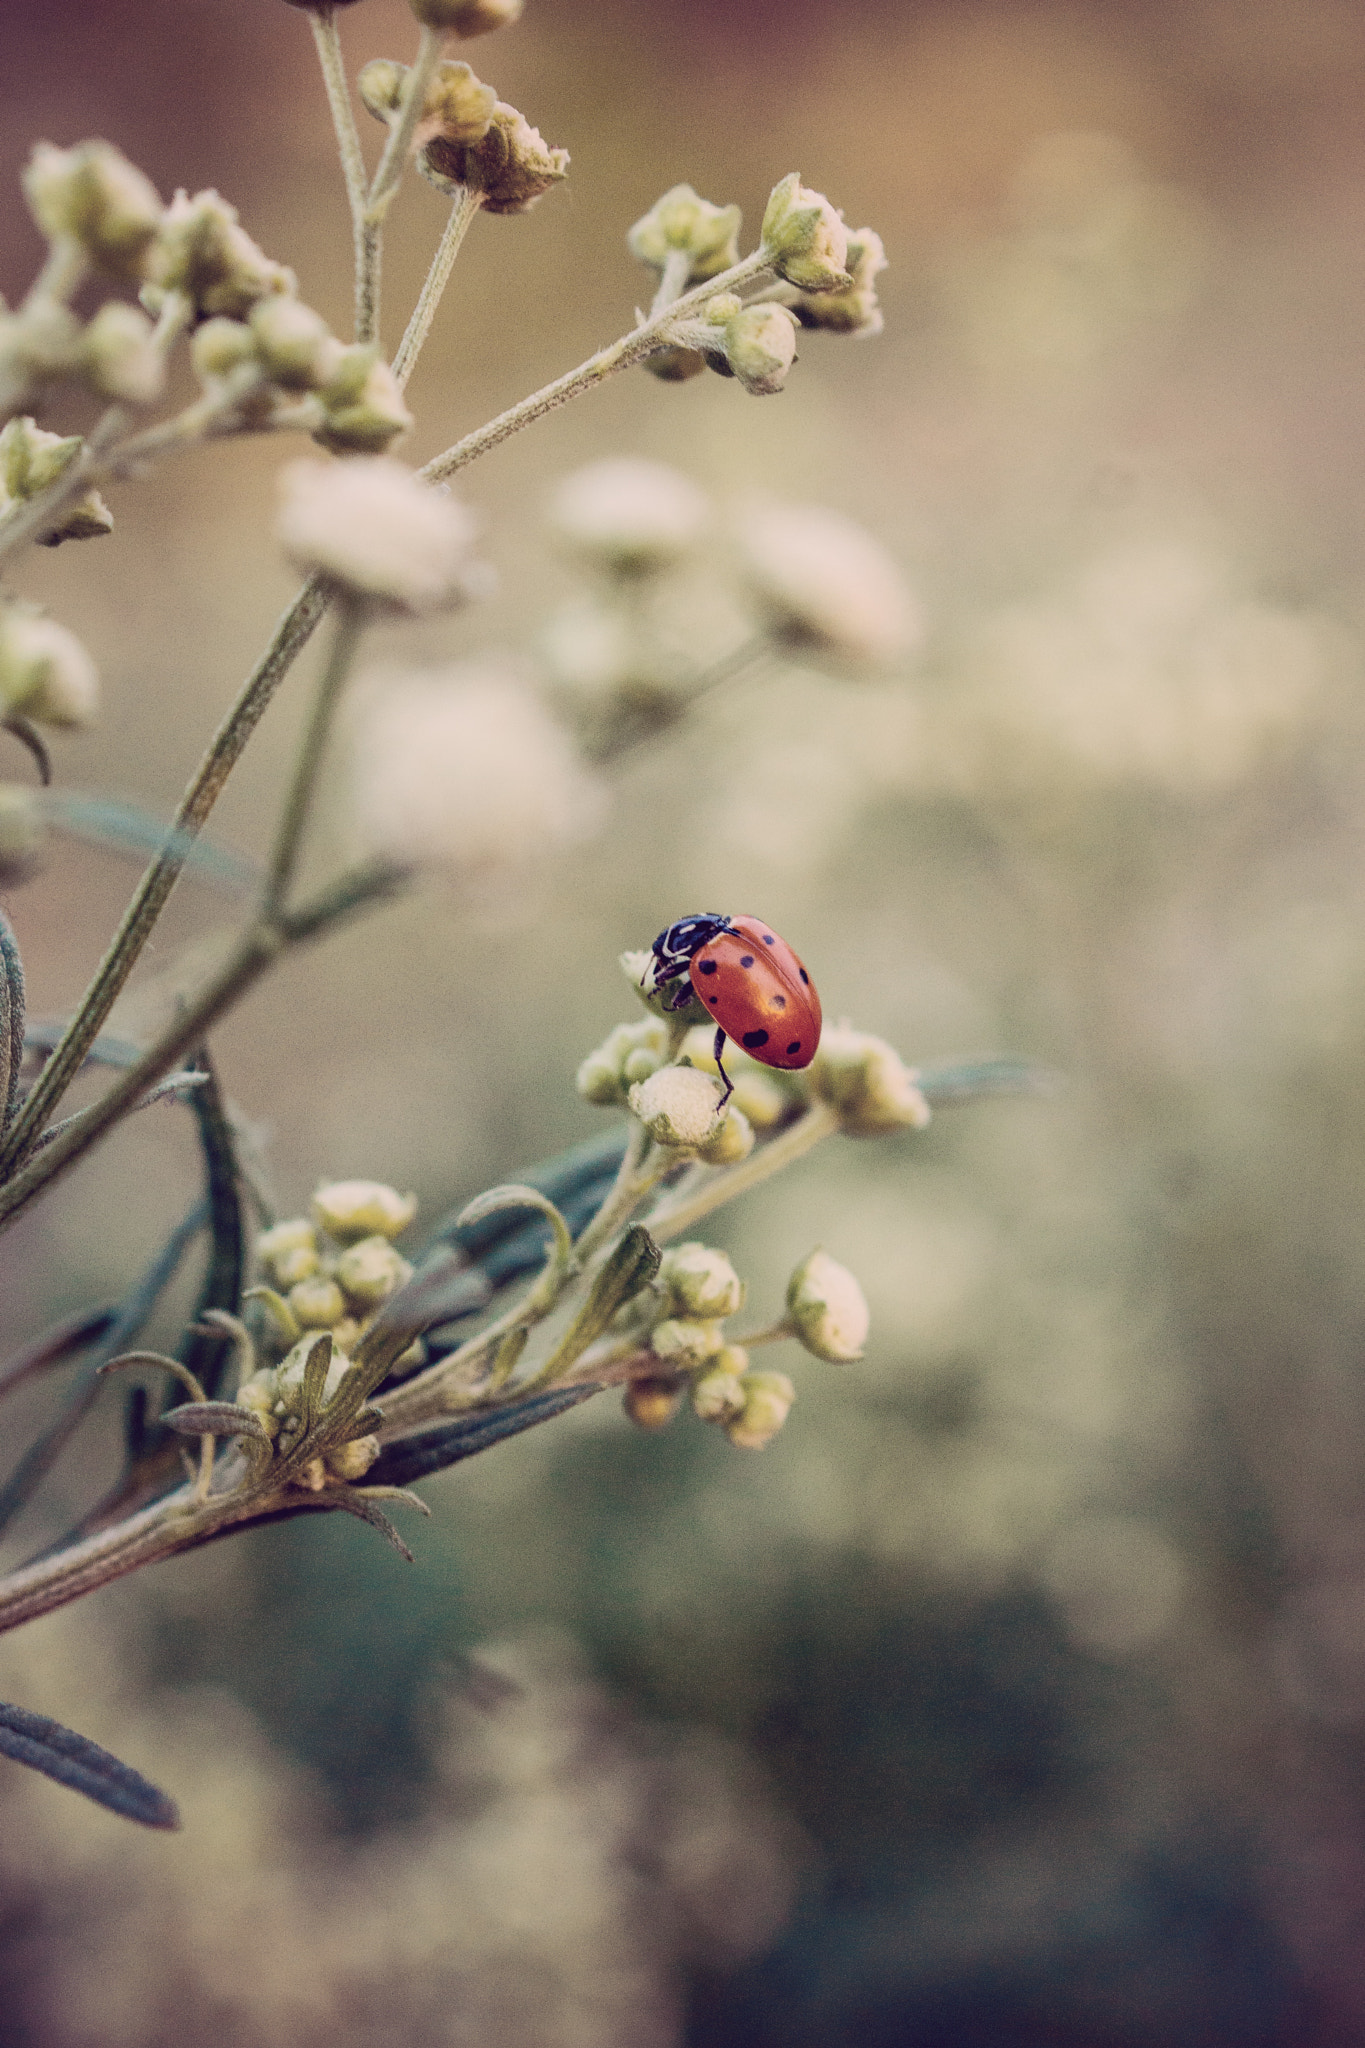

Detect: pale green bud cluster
[359,57,497,148]
[0,418,111,547]
[81,301,164,404]
[790,227,887,337]
[190,303,412,456]
[576,1016,671,1105]
[614,1242,795,1448]
[145,188,294,321]
[761,173,852,293]
[658,1241,746,1320]
[627,184,743,283]
[236,1336,381,1490]
[715,303,799,397]
[421,101,569,214]
[810,1025,932,1135]
[785,1248,869,1362]
[678,1026,795,1132]
[23,140,164,280]
[252,1180,418,1367]
[0,603,99,728]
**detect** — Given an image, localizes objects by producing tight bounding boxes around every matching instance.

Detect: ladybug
[646,913,822,1106]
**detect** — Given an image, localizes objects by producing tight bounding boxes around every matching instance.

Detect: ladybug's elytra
[646,912,823,1106]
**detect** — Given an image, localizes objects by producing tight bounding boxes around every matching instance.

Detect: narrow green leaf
[0,1701,179,1829]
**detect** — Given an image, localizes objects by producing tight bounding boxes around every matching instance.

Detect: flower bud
[23,141,164,279]
[623,1376,683,1431]
[409,0,523,29]
[249,295,338,391]
[577,1017,669,1105]
[0,418,109,545]
[313,347,414,455]
[419,61,498,145]
[761,173,851,293]
[79,301,164,404]
[627,184,742,283]
[256,1217,320,1288]
[312,1179,418,1242]
[791,227,886,336]
[0,786,46,887]
[786,1248,868,1362]
[422,101,568,214]
[277,458,480,611]
[289,1275,347,1329]
[691,1347,749,1422]
[721,304,798,396]
[628,1064,723,1148]
[735,504,919,668]
[335,1234,413,1308]
[549,458,709,577]
[642,345,706,383]
[236,1370,281,1435]
[627,949,707,1025]
[276,1336,349,1415]
[809,1024,931,1135]
[0,609,98,727]
[659,1242,744,1320]
[327,1435,381,1480]
[651,1317,725,1368]
[358,58,409,123]
[148,189,295,320]
[190,316,258,385]
[725,1370,796,1449]
[697,1104,754,1165]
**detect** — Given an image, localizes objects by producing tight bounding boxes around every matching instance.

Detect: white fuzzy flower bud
[256,1217,320,1289]
[190,316,257,385]
[628,184,742,283]
[313,1180,418,1243]
[651,1317,725,1368]
[249,296,338,391]
[327,1435,381,1480]
[79,301,164,404]
[288,1275,347,1329]
[276,1337,350,1416]
[761,173,851,292]
[149,188,294,319]
[0,610,98,727]
[659,1242,745,1320]
[549,458,709,576]
[786,1248,869,1362]
[725,1370,796,1449]
[736,503,920,668]
[0,786,46,886]
[276,459,482,612]
[696,1105,755,1165]
[722,304,799,396]
[691,1349,749,1422]
[628,1064,723,1148]
[576,1017,670,1106]
[23,141,164,279]
[335,1234,413,1308]
[350,662,606,884]
[313,346,413,455]
[809,1024,931,1135]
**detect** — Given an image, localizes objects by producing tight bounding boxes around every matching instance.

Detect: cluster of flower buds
[0,417,111,546]
[577,1003,759,1163]
[809,1025,932,1135]
[249,1178,419,1365]
[358,52,567,214]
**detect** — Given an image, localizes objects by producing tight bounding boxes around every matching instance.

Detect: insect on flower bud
[721,304,798,396]
[0,608,99,728]
[23,141,164,279]
[761,173,851,293]
[627,184,742,283]
[334,1234,413,1309]
[809,1024,931,1134]
[725,1370,796,1449]
[628,1064,724,1148]
[786,1248,869,1362]
[422,102,568,214]
[256,1217,320,1289]
[659,1242,745,1320]
[80,301,164,405]
[623,1376,683,1431]
[312,1179,418,1243]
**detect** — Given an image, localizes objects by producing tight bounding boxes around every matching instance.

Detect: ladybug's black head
[650,913,732,972]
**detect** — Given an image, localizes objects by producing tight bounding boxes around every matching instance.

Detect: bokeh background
[3,0,1365,2040]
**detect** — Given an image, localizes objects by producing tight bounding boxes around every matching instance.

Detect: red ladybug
[646,913,823,1106]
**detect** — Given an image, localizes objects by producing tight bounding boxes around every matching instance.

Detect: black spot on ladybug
[706,992,717,1003]
[740,955,755,969]
[786,1040,801,1055]
[698,959,718,975]
[762,934,776,944]
[798,968,809,984]
[742,1028,770,1049]
[770,994,788,1010]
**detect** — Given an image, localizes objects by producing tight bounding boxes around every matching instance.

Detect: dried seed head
[422,101,568,213]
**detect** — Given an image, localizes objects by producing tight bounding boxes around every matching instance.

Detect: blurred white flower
[786,1248,870,1362]
[735,502,921,666]
[548,456,710,574]
[349,661,607,883]
[276,458,487,612]
[0,609,98,727]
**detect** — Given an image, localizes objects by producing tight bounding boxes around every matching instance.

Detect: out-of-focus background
[3,0,1365,2040]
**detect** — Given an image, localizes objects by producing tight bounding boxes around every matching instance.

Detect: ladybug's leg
[713,1027,734,1109]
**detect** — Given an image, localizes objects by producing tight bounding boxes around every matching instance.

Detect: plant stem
[357,22,444,345]
[22,238,86,312]
[649,249,692,316]
[646,1101,839,1243]
[0,577,332,1178]
[309,6,370,289]
[421,248,773,484]
[260,601,363,917]
[392,185,482,390]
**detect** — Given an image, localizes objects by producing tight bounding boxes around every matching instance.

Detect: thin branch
[357,22,445,345]
[260,602,364,918]
[392,185,482,390]
[309,6,370,285]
